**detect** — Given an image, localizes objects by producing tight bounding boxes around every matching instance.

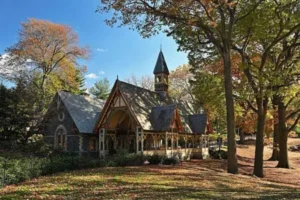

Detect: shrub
[162,156,179,165]
[147,154,163,165]
[209,149,227,159]
[0,157,45,185]
[108,149,117,155]
[109,153,145,167]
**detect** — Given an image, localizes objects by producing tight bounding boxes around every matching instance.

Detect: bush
[0,152,183,186]
[0,157,45,185]
[108,149,117,155]
[209,149,227,159]
[107,153,145,167]
[147,154,163,165]
[162,156,179,165]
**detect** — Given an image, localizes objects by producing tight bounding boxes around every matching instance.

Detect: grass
[1,139,300,199]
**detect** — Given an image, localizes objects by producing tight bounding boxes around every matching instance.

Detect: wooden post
[136,127,139,153]
[99,128,106,158]
[141,130,144,154]
[79,135,83,157]
[185,133,187,153]
[136,126,143,154]
[176,134,179,149]
[171,134,173,156]
[165,132,168,157]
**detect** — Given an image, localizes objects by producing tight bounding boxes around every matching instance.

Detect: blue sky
[0,0,188,88]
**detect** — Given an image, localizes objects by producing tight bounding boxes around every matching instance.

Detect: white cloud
[99,71,105,75]
[85,73,99,79]
[96,48,108,52]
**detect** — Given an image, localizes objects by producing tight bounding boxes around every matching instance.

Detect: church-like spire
[153,49,169,94]
[153,50,169,75]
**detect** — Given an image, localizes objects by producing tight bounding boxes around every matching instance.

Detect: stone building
[43,91,105,156]
[43,50,209,159]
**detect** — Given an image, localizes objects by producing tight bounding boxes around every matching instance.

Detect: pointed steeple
[153,50,169,75]
[153,49,169,94]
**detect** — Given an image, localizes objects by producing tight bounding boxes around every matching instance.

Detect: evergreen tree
[90,78,110,100]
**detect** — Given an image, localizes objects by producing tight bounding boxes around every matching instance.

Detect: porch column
[136,126,143,154]
[79,135,83,157]
[171,134,174,156]
[99,128,106,158]
[165,132,168,156]
[184,134,187,153]
[176,134,179,149]
[114,130,117,150]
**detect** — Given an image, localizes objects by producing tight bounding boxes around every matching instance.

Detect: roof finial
[160,44,162,52]
[117,75,119,80]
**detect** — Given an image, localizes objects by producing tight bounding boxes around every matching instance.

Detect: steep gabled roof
[153,50,169,75]
[118,81,164,130]
[188,114,207,134]
[58,91,105,134]
[117,81,204,133]
[150,104,176,131]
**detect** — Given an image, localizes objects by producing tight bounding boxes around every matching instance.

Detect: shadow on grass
[1,165,300,199]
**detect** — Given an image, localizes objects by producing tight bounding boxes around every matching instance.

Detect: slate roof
[58,91,105,134]
[188,114,207,134]
[117,81,206,134]
[150,104,176,131]
[153,50,169,75]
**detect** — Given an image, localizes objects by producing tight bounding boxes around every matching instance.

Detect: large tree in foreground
[98,0,265,175]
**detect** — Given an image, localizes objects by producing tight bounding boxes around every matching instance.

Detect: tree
[74,69,87,95]
[1,19,90,138]
[169,64,195,103]
[0,81,37,149]
[90,78,110,100]
[5,18,89,93]
[268,37,300,168]
[97,0,267,174]
[125,74,154,90]
[232,0,300,175]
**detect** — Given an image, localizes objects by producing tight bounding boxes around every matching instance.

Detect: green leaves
[90,78,110,100]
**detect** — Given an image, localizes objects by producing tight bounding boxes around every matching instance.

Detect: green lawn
[1,160,300,200]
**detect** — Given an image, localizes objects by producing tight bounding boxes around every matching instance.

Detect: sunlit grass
[1,163,300,199]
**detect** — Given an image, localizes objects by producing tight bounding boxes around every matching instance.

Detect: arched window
[55,125,67,150]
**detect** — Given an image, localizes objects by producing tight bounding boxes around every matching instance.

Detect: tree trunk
[269,122,280,161]
[277,100,290,168]
[239,130,245,144]
[253,98,267,178]
[223,50,238,174]
[269,96,280,161]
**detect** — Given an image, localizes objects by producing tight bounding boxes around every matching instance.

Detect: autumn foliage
[7,18,89,90]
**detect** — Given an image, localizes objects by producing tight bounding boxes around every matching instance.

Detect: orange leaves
[203,54,243,80]
[12,18,89,73]
[7,18,89,93]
